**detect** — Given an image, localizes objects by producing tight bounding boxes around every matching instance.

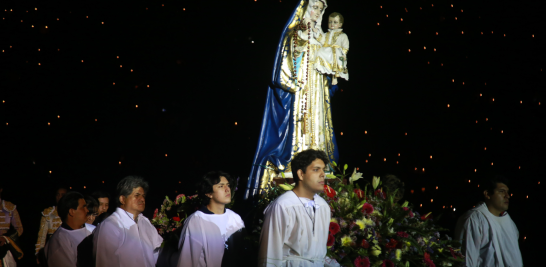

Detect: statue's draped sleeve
[245,0,308,200]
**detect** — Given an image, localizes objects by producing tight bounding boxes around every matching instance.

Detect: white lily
[372,176,380,190]
[349,168,363,184]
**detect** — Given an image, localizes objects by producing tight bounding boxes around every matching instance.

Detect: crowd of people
[0,149,523,267]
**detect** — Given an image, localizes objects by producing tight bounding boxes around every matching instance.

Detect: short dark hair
[91,190,110,201]
[482,175,510,199]
[58,191,85,222]
[329,12,344,25]
[116,176,149,206]
[85,195,99,214]
[197,171,231,205]
[291,149,329,186]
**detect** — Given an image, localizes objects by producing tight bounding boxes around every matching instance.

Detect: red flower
[153,208,158,219]
[329,222,341,235]
[374,189,386,199]
[424,252,431,260]
[449,247,457,259]
[354,256,370,267]
[397,231,409,238]
[353,189,365,200]
[362,203,374,214]
[381,259,394,267]
[421,213,433,221]
[327,233,335,246]
[324,185,336,198]
[386,239,398,250]
[172,216,181,222]
[424,258,436,267]
[361,239,370,248]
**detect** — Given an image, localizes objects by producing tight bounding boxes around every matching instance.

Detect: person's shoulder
[273,191,298,205]
[1,200,16,212]
[314,194,328,206]
[225,209,244,223]
[42,206,56,216]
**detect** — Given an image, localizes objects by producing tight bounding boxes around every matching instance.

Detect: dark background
[0,0,544,265]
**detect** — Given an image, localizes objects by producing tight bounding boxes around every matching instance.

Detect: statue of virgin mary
[245,0,339,199]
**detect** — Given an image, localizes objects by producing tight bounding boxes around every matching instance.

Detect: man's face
[328,16,342,30]
[485,183,510,213]
[97,197,109,215]
[71,198,89,227]
[121,187,146,215]
[56,188,67,204]
[86,208,98,224]
[206,176,231,205]
[298,159,326,193]
[309,1,324,22]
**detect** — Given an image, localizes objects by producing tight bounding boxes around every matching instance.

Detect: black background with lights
[1,0,544,265]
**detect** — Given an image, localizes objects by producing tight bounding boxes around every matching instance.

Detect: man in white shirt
[455,176,523,267]
[259,149,333,267]
[44,191,92,267]
[177,171,245,267]
[93,176,163,267]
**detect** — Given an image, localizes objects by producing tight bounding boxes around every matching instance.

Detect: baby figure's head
[328,12,344,30]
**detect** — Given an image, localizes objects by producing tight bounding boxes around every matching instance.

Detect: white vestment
[258,191,331,267]
[455,202,523,267]
[177,208,245,267]
[93,208,163,267]
[44,225,93,267]
[314,29,349,81]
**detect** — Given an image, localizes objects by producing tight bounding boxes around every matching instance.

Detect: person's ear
[205,193,212,199]
[483,190,491,200]
[69,208,75,217]
[119,195,125,205]
[297,169,305,182]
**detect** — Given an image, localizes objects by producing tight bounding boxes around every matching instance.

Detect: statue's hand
[332,77,338,85]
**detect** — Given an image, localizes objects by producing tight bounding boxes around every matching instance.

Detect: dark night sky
[1,0,544,265]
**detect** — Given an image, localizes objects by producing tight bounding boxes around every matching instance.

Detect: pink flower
[397,231,409,238]
[450,247,457,259]
[175,194,185,204]
[403,207,414,218]
[362,203,374,214]
[361,239,370,248]
[381,259,394,267]
[354,256,370,267]
[153,208,158,219]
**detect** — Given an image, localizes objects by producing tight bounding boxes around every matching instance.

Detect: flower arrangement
[255,162,464,267]
[150,193,200,236]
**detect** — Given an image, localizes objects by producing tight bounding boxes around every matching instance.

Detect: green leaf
[281,172,285,178]
[332,161,337,167]
[343,164,348,171]
[326,174,337,179]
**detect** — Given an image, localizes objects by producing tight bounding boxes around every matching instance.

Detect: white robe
[314,29,349,81]
[455,202,523,267]
[44,225,93,267]
[93,208,163,267]
[258,191,331,267]
[177,208,245,267]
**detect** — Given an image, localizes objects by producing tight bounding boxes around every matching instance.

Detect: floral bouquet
[256,162,464,267]
[150,193,200,236]
[322,163,463,267]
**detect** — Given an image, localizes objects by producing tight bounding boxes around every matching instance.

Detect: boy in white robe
[93,176,163,267]
[314,12,349,85]
[455,176,523,267]
[44,191,92,267]
[177,171,245,267]
[259,149,335,267]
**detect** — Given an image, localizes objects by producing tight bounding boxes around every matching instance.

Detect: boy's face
[329,16,342,30]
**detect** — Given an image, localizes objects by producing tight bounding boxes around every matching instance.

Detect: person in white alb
[93,176,163,267]
[455,175,523,267]
[259,149,337,267]
[44,191,92,267]
[177,171,245,267]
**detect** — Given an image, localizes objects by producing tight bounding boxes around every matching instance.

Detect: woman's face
[310,1,324,22]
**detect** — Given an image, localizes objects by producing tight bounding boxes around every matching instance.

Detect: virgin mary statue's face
[310,1,324,22]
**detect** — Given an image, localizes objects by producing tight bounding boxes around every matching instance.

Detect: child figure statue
[314,12,349,85]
